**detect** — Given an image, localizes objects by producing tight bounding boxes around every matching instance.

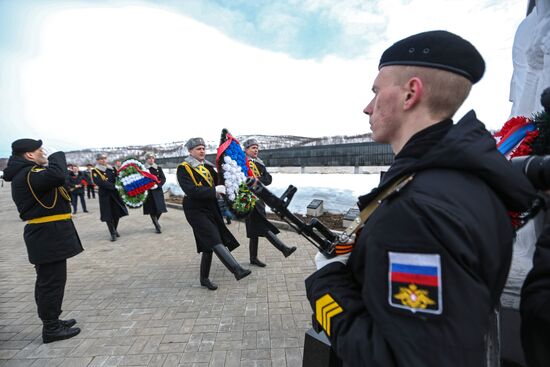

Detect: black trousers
[71,192,87,213]
[34,260,67,321]
[86,185,95,199]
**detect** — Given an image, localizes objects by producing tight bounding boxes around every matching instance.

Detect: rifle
[245,178,353,258]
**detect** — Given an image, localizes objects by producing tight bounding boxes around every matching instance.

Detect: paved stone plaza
[0,182,319,366]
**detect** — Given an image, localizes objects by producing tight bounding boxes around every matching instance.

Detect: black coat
[177,159,239,253]
[3,152,84,265]
[92,166,128,222]
[305,112,537,367]
[67,171,85,195]
[520,221,550,367]
[143,165,167,215]
[83,170,95,187]
[245,159,279,238]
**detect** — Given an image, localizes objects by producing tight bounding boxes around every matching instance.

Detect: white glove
[151,184,158,190]
[215,185,226,195]
[315,252,350,270]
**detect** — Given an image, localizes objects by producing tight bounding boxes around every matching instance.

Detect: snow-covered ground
[164,172,381,214]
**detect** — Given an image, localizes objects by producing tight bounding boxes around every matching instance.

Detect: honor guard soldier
[3,139,83,343]
[92,153,128,241]
[304,31,537,366]
[177,137,251,290]
[243,138,296,267]
[143,152,167,233]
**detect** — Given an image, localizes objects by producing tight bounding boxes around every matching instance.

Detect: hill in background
[62,133,374,166]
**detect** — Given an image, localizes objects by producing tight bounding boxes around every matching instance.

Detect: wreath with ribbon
[216,129,256,218]
[494,108,550,228]
[115,159,160,208]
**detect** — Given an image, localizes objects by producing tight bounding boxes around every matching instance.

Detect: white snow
[163,172,381,214]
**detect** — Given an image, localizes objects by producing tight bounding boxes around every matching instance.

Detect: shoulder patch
[388,252,442,315]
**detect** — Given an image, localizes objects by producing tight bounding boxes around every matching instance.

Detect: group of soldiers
[177,137,296,290]
[2,135,294,343]
[6,29,550,366]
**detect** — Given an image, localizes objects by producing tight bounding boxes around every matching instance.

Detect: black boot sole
[250,259,266,267]
[235,269,252,281]
[283,247,297,258]
[200,280,218,290]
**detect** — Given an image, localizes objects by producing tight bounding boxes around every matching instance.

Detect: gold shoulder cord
[58,187,71,201]
[27,167,58,209]
[180,162,202,187]
[92,168,108,181]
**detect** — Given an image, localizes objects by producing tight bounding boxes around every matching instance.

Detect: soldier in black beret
[304,31,537,366]
[3,139,83,343]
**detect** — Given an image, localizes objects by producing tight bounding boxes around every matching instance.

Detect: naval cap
[243,138,259,149]
[144,151,155,159]
[185,137,205,150]
[11,138,43,154]
[379,30,485,84]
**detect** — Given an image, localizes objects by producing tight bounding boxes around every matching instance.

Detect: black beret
[11,138,43,154]
[379,30,485,84]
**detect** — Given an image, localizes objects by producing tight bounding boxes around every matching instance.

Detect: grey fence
[156,142,394,168]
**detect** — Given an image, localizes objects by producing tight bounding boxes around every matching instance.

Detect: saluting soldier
[3,139,83,343]
[143,152,167,233]
[243,138,296,267]
[177,137,251,290]
[92,153,128,241]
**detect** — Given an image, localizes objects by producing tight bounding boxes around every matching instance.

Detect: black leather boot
[150,215,161,234]
[42,319,81,344]
[249,237,266,267]
[266,231,296,257]
[60,319,77,328]
[212,244,251,280]
[200,252,217,290]
[106,222,116,242]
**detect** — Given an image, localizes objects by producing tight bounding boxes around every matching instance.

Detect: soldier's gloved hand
[151,184,158,190]
[315,252,350,270]
[215,185,226,195]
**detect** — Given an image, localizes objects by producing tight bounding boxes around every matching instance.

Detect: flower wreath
[116,158,160,208]
[494,109,550,227]
[216,129,256,218]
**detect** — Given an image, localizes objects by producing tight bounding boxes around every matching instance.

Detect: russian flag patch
[388,252,442,315]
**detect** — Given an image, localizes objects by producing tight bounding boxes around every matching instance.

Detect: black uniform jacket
[92,165,128,222]
[67,171,85,195]
[520,221,550,367]
[143,165,167,215]
[3,152,84,265]
[245,158,279,238]
[177,158,239,253]
[305,111,537,367]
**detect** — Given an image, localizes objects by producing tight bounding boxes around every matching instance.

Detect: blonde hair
[395,66,472,119]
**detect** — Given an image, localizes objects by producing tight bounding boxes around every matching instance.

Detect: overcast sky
[0,0,528,157]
